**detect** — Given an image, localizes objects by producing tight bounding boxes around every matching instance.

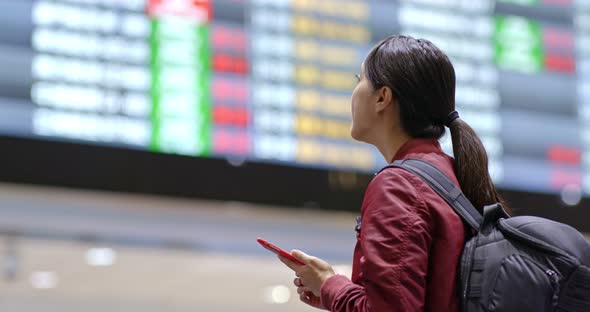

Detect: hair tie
[445,111,460,127]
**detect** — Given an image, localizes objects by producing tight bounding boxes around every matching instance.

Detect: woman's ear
[375,86,394,113]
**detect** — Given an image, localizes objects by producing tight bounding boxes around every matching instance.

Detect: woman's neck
[374,131,411,164]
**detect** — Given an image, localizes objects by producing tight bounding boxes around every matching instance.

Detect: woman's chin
[350,128,364,142]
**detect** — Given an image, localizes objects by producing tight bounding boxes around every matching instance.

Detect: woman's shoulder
[364,167,430,208]
[364,154,462,224]
[360,167,432,225]
[367,166,432,198]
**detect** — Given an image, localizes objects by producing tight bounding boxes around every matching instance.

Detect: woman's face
[350,62,379,143]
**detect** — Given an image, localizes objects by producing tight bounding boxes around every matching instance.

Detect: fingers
[278,255,300,271]
[300,289,322,308]
[292,250,326,268]
[300,291,311,303]
[293,277,303,287]
[299,290,314,302]
[291,250,312,262]
[296,286,311,295]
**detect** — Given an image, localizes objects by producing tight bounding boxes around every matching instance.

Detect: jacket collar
[391,138,444,163]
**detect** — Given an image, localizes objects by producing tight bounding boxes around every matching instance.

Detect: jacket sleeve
[320,169,433,311]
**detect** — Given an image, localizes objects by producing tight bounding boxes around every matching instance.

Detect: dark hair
[364,35,507,214]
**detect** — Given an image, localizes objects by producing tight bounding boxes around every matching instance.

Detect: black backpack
[385,159,590,312]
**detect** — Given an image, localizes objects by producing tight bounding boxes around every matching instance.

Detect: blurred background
[0,0,589,310]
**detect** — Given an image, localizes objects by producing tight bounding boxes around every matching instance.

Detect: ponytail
[448,118,509,214]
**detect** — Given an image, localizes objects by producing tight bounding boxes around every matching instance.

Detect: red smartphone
[257,238,306,266]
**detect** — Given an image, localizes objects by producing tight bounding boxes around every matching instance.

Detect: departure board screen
[0,0,589,196]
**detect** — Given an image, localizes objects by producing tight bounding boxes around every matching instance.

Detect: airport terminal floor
[1,183,588,311]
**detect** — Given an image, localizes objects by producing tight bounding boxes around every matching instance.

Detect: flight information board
[0,0,588,196]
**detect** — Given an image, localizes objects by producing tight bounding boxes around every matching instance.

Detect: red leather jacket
[320,138,465,311]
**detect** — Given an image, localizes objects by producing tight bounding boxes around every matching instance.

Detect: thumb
[291,250,312,262]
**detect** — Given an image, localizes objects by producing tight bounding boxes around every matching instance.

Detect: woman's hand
[296,282,326,310]
[279,250,335,309]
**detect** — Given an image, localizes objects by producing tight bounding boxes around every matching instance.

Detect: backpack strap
[384,158,482,232]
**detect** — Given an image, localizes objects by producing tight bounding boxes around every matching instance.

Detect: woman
[279,35,507,311]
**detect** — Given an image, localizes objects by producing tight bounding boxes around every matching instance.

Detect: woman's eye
[355,74,361,82]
